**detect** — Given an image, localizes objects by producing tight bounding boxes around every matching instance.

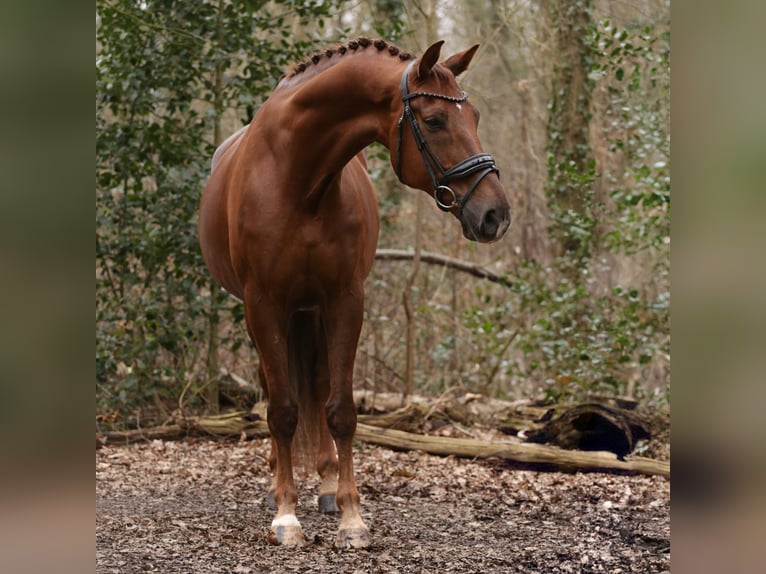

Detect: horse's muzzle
[460,204,511,243]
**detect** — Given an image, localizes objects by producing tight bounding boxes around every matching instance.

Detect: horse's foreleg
[257,364,279,511]
[245,300,305,546]
[265,436,278,510]
[324,294,370,549]
[265,409,305,547]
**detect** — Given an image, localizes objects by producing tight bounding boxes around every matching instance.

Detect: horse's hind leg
[317,436,340,513]
[314,318,339,513]
[257,364,279,511]
[324,294,370,548]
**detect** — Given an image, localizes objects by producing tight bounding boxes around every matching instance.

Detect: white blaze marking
[456,103,462,111]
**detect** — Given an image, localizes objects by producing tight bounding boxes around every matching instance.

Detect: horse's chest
[272,219,361,281]
[243,198,375,300]
[296,209,367,251]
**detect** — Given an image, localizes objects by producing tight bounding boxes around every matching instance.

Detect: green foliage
[365,142,406,230]
[509,260,668,403]
[546,157,599,261]
[417,284,517,394]
[591,20,671,254]
[369,0,407,42]
[516,16,670,403]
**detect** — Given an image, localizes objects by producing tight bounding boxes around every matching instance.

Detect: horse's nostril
[477,207,510,241]
[481,209,499,235]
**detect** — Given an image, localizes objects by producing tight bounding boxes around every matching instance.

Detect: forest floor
[96,432,670,573]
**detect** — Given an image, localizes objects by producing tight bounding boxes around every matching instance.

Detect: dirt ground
[96,437,669,573]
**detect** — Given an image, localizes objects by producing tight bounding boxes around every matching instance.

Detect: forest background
[96,0,670,429]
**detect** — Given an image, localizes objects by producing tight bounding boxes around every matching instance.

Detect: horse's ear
[417,40,444,79]
[442,44,480,77]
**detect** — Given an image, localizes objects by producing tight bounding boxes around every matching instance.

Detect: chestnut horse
[199,38,511,549]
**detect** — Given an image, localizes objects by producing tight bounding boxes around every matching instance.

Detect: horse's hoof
[269,515,306,546]
[318,493,339,514]
[335,527,370,549]
[265,490,276,510]
[268,525,306,546]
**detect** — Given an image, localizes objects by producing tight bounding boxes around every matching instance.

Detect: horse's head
[390,41,511,243]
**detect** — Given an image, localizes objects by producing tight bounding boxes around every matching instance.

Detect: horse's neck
[269,57,401,190]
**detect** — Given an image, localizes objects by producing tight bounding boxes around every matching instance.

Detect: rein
[395,60,499,213]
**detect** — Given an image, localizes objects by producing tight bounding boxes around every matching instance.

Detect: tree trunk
[546,0,596,255]
[401,0,439,403]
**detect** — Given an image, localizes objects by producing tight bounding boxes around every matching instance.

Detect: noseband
[395,60,499,213]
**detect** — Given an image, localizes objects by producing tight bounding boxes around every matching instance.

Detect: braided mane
[278,37,415,88]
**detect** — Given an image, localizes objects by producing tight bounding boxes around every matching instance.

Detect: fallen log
[100,411,268,444]
[354,423,669,478]
[358,402,428,433]
[101,423,185,442]
[101,411,668,478]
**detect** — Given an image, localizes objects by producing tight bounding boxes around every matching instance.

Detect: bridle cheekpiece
[395,60,499,213]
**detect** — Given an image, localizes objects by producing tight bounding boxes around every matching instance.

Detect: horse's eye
[424,116,445,131]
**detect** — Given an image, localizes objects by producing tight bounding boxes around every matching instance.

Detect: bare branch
[375,248,512,287]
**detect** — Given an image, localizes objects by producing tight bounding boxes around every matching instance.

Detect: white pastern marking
[271,514,301,528]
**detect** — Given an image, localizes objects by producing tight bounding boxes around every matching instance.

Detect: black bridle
[395,60,499,213]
